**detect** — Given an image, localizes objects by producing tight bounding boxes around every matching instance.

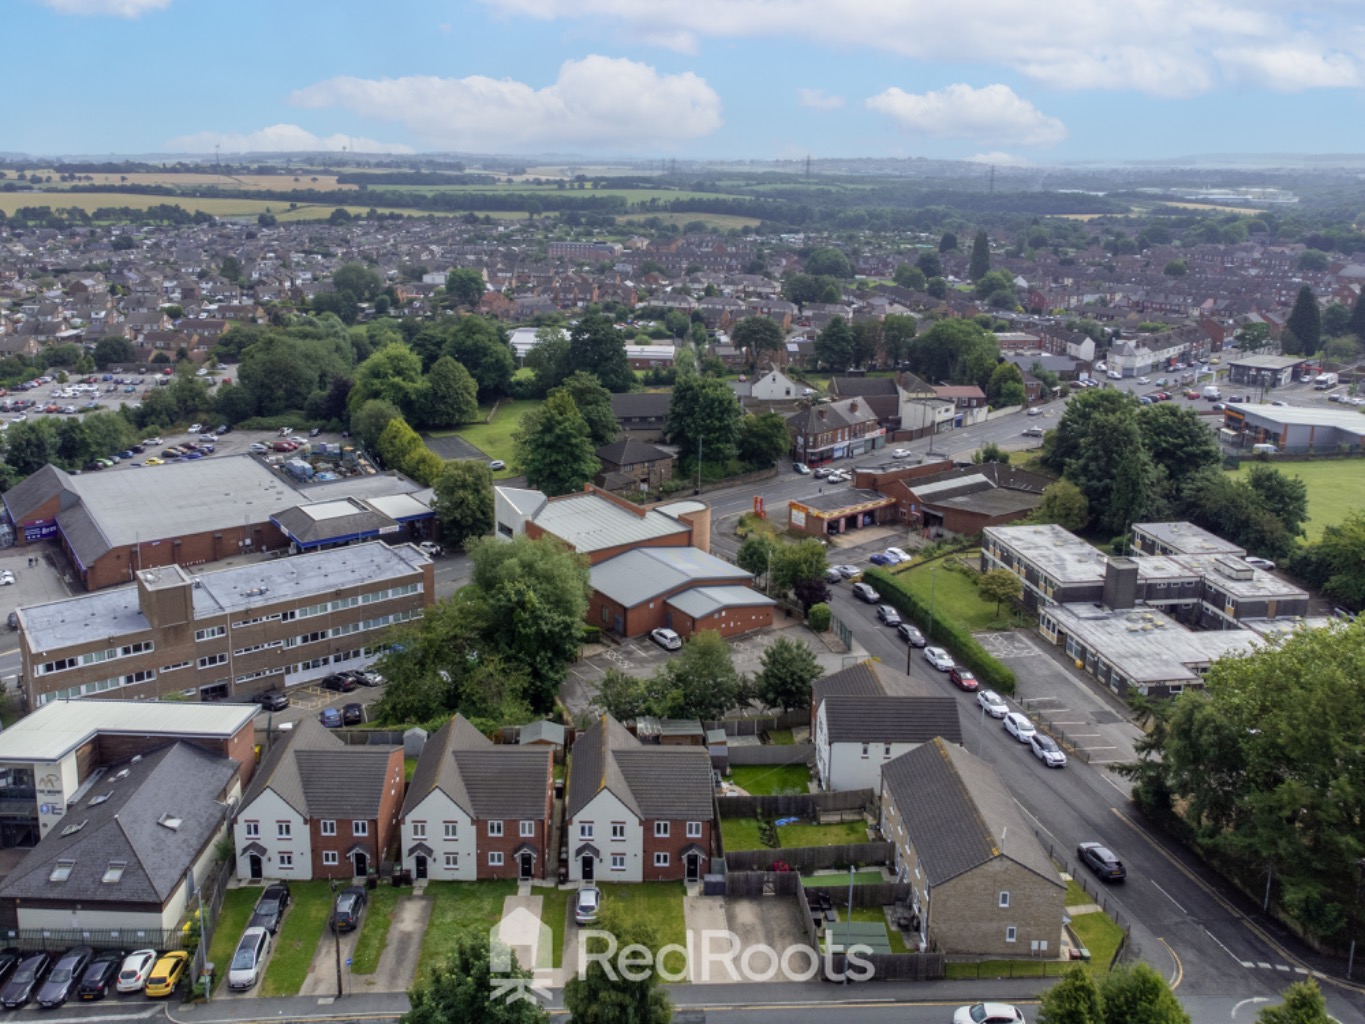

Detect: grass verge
[416,881,517,981]
[1065,878,1091,907]
[598,882,687,953]
[778,820,868,847]
[349,885,402,975]
[1228,458,1365,541]
[261,881,333,996]
[1069,910,1125,974]
[727,763,810,796]
[206,887,259,992]
[540,887,571,968]
[450,399,541,466]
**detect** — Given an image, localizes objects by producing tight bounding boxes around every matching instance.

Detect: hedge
[864,566,1017,695]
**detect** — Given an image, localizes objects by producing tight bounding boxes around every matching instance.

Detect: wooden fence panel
[717,788,874,819]
[724,841,894,873]
[726,744,814,766]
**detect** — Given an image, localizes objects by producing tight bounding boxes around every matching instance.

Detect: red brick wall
[308,750,405,880]
[13,495,64,545]
[672,604,773,640]
[641,819,712,881]
[80,521,287,591]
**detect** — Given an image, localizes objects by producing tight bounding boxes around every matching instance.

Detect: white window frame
[611,822,626,840]
[611,854,626,871]
[244,821,260,838]
[653,821,670,838]
[278,852,293,869]
[579,822,594,840]
[320,820,336,836]
[1005,926,1018,943]
[489,820,504,837]
[653,852,670,867]
[686,821,702,838]
[520,820,535,838]
[353,820,369,836]
[322,851,338,866]
[443,822,457,840]
[276,821,291,839]
[444,853,458,868]
[999,891,1010,908]
[489,851,504,866]
[412,821,427,839]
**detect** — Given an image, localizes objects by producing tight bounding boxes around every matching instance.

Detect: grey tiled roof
[241,717,398,820]
[822,695,962,744]
[402,715,551,820]
[2,463,78,526]
[812,661,885,709]
[0,742,238,906]
[567,714,712,821]
[595,439,673,468]
[882,738,1061,888]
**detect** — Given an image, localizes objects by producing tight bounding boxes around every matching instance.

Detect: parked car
[188,423,203,434]
[342,702,365,726]
[228,927,272,991]
[948,667,979,692]
[1003,712,1036,743]
[813,467,829,479]
[115,950,158,994]
[825,568,845,584]
[321,673,358,693]
[897,622,926,646]
[0,950,22,989]
[1026,407,1043,416]
[977,690,1008,718]
[1,952,52,1008]
[1244,556,1276,571]
[833,564,862,580]
[254,689,290,712]
[331,886,368,932]
[891,448,910,458]
[418,541,444,557]
[884,547,912,563]
[489,460,506,471]
[851,582,880,603]
[1022,426,1045,437]
[144,951,189,998]
[36,946,92,1008]
[792,462,811,474]
[76,949,126,1001]
[575,885,602,925]
[923,646,954,671]
[309,427,322,438]
[875,604,901,626]
[953,1003,1026,1024]
[319,707,343,728]
[1029,733,1068,768]
[248,442,269,453]
[349,670,383,688]
[869,551,898,566]
[249,883,292,934]
[1077,841,1126,882]
[649,627,683,651]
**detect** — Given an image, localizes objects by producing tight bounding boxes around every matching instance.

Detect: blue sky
[7,0,1365,164]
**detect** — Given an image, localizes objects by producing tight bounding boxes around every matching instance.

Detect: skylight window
[101,860,127,884]
[88,792,111,807]
[158,813,182,831]
[59,819,87,837]
[49,859,75,882]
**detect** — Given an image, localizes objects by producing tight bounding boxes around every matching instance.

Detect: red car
[1185,391,1200,400]
[948,667,979,691]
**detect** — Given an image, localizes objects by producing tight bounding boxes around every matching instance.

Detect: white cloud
[164,124,413,155]
[41,0,169,15]
[866,84,1066,147]
[798,88,844,110]
[290,56,722,151]
[473,0,1364,97]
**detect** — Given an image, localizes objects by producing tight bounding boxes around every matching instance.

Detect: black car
[36,946,92,1008]
[320,673,358,693]
[341,702,365,726]
[253,689,290,712]
[1077,841,1126,882]
[75,950,126,1001]
[331,886,367,932]
[0,950,23,988]
[2,952,52,1008]
[249,882,292,934]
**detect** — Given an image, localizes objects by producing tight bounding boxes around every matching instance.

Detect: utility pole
[330,878,343,997]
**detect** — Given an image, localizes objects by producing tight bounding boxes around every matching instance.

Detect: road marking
[1078,745,1117,751]
[1232,997,1270,1018]
[0,646,16,656]
[32,1010,160,1024]
[1276,964,1292,971]
[1151,880,1187,913]
[1202,927,1243,964]
[1160,937,1183,990]
[1258,962,1273,969]
[1100,774,1128,793]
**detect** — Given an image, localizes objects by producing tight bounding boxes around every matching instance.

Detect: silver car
[976,690,1008,718]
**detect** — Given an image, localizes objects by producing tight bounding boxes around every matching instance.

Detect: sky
[5,0,1365,164]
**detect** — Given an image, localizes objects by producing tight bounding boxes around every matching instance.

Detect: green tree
[850,319,882,368]
[908,318,1000,389]
[351,342,426,418]
[1179,468,1298,562]
[939,232,959,252]
[882,313,917,366]
[3,419,58,476]
[377,417,426,472]
[731,316,784,369]
[1243,465,1308,539]
[986,363,1026,407]
[1041,388,1135,475]
[968,229,991,282]
[1237,321,1272,353]
[1137,402,1221,490]
[1283,286,1321,355]
[568,313,634,392]
[1296,249,1330,273]
[445,317,515,399]
[892,264,926,291]
[1100,964,1189,1024]
[1069,412,1155,534]
[556,371,618,447]
[667,374,742,466]
[1033,479,1090,531]
[916,251,943,279]
[513,390,599,495]
[401,933,547,1024]
[1038,965,1103,1024]
[432,460,495,549]
[814,317,856,371]
[972,442,1009,464]
[1163,259,1188,277]
[771,537,828,599]
[926,277,948,299]
[736,534,778,589]
[1288,511,1365,608]
[1348,290,1365,341]
[332,263,383,303]
[445,267,486,308]
[978,568,1023,617]
[352,398,403,453]
[93,337,135,369]
[804,247,853,278]
[563,911,672,1024]
[1321,302,1351,338]
[754,636,820,711]
[422,355,480,428]
[219,254,242,282]
[1258,980,1331,1024]
[974,270,1017,309]
[737,413,791,469]
[524,326,571,395]
[659,630,747,720]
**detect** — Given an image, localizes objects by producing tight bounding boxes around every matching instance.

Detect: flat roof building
[1131,522,1246,558]
[1221,403,1365,453]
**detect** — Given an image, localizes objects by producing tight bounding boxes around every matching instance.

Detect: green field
[1229,458,1365,541]
[891,559,1000,631]
[416,880,517,981]
[439,399,541,470]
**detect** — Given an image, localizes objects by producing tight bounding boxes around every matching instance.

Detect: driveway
[721,897,815,983]
[297,921,360,998]
[353,892,431,994]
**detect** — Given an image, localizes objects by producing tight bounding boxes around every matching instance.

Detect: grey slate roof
[590,546,752,608]
[609,392,671,420]
[812,661,885,710]
[882,738,1061,888]
[1,463,79,525]
[241,717,397,820]
[596,439,673,468]
[0,741,238,906]
[401,715,551,820]
[567,714,712,821]
[822,695,962,745]
[271,500,396,545]
[532,493,690,555]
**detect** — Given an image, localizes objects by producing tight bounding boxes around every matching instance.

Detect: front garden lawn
[261,881,333,996]
[447,399,540,467]
[598,882,687,953]
[349,884,402,975]
[416,880,517,980]
[206,887,259,994]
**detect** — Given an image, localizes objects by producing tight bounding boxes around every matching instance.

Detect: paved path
[499,892,550,974]
[354,892,431,994]
[682,888,729,983]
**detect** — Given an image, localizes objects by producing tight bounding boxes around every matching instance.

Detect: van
[1202,385,1221,400]
[1251,443,1279,455]
[1313,372,1338,389]
[227,927,270,991]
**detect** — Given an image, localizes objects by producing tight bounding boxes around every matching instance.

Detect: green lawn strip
[349,885,402,975]
[1228,458,1365,541]
[416,881,517,981]
[403,757,418,781]
[540,887,571,968]
[777,820,868,847]
[1069,910,1125,973]
[598,882,687,953]
[849,906,910,954]
[449,399,541,465]
[896,559,999,631]
[1064,878,1091,907]
[801,869,885,885]
[205,887,259,991]
[727,763,810,796]
[260,881,334,996]
[767,729,796,745]
[720,817,765,852]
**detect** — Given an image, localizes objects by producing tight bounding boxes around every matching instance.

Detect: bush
[865,567,1017,694]
[807,603,831,631]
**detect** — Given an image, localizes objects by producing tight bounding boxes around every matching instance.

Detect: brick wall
[640,818,712,881]
[933,859,1065,957]
[672,604,773,640]
[82,522,287,591]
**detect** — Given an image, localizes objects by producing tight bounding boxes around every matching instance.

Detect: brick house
[880,738,1064,956]
[786,398,884,466]
[566,715,714,883]
[232,718,405,882]
[399,715,553,882]
[594,439,675,493]
[814,695,962,791]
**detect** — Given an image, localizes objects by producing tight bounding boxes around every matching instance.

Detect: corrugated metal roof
[0,699,255,762]
[665,585,776,619]
[535,493,689,553]
[590,547,751,607]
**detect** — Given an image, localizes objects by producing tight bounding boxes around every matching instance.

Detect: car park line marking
[1151,880,1188,913]
[1258,962,1273,970]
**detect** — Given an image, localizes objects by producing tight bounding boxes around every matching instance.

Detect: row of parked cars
[0,946,189,1007]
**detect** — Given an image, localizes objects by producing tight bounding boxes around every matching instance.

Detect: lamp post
[329,877,343,998]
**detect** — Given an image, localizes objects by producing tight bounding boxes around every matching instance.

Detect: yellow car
[145,457,165,466]
[144,951,188,998]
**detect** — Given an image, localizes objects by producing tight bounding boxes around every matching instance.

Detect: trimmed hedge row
[864,566,1017,695]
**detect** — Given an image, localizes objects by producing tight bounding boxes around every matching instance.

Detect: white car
[977,690,1008,718]
[891,448,911,459]
[953,1003,1025,1024]
[1003,712,1036,743]
[1244,556,1276,571]
[885,547,912,563]
[827,470,848,483]
[188,423,202,433]
[923,646,954,671]
[1106,370,1122,380]
[116,949,158,993]
[142,437,163,446]
[649,627,682,651]
[1026,407,1043,416]
[1137,376,1151,384]
[1029,732,1067,767]
[249,442,269,453]
[418,541,443,557]
[0,571,14,587]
